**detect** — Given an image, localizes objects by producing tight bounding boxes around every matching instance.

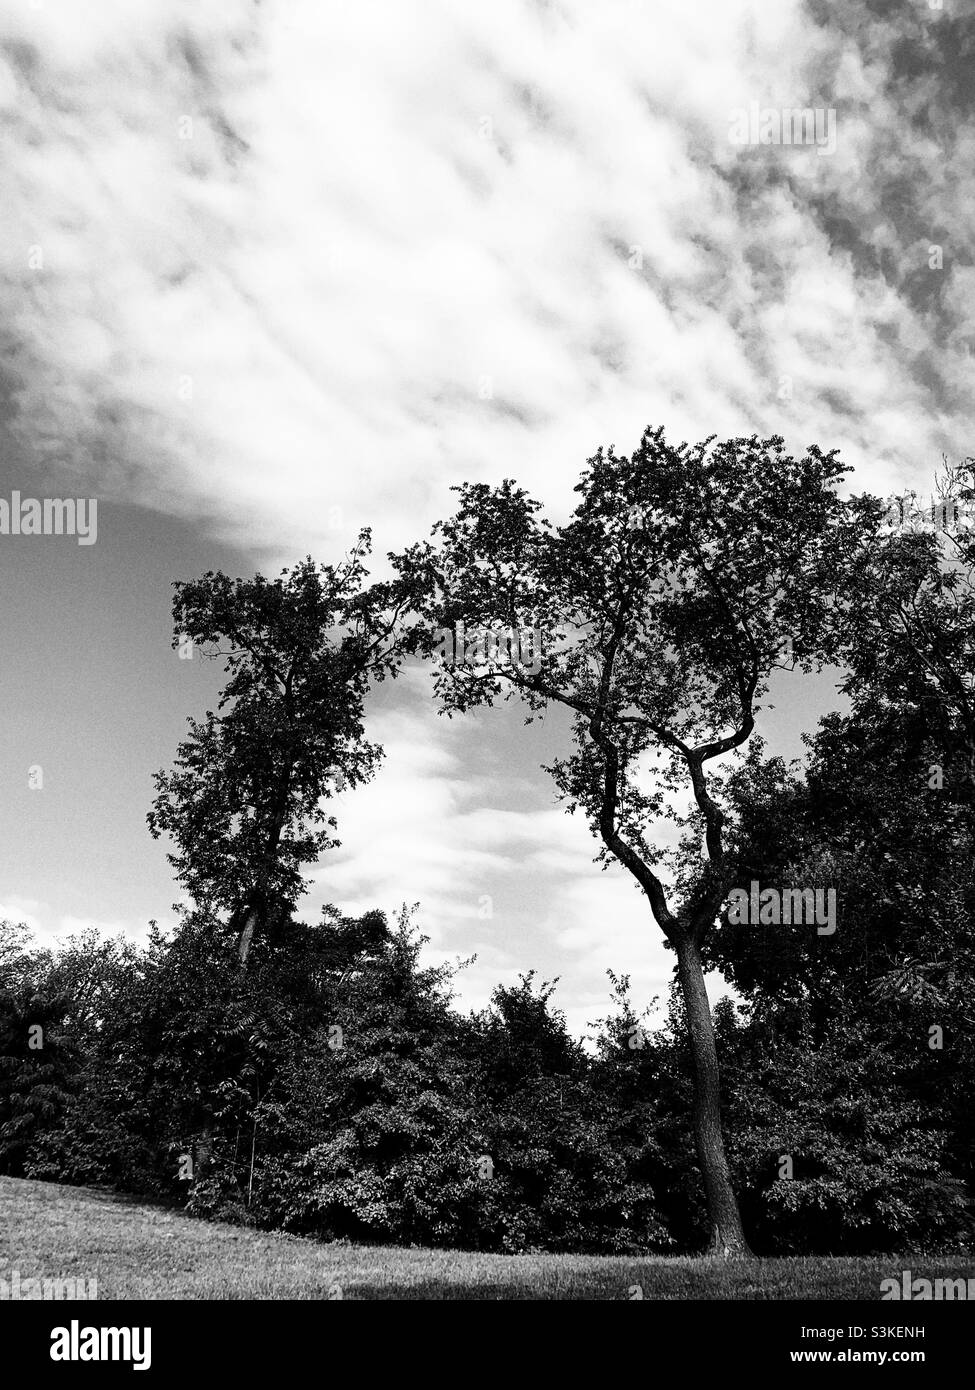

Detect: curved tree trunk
[674,934,752,1257]
[237,904,262,967]
[228,895,267,968]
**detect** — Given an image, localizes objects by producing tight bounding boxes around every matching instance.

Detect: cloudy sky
[1,0,972,1035]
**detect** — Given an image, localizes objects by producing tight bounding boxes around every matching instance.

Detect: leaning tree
[393,427,869,1255]
[149,533,408,967]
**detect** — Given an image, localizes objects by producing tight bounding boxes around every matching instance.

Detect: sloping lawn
[0,1176,970,1299]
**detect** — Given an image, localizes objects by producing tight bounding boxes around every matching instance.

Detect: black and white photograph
[0,0,973,1359]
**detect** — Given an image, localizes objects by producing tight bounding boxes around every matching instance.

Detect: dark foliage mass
[2,722,973,1256]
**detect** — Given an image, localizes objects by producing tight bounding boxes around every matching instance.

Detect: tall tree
[393,427,865,1255]
[839,460,975,827]
[148,534,407,966]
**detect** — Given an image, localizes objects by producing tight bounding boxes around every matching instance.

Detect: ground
[0,1176,970,1300]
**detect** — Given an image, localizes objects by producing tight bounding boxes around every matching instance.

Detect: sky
[1,0,973,1036]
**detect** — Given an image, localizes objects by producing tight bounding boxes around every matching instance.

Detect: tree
[706,715,975,1252]
[0,924,78,1176]
[258,928,674,1254]
[393,427,864,1255]
[148,535,408,965]
[253,907,486,1246]
[469,973,674,1253]
[839,458,975,824]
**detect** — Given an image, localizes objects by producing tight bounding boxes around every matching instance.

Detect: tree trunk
[235,782,290,967]
[237,903,263,967]
[193,1122,214,1180]
[674,934,752,1257]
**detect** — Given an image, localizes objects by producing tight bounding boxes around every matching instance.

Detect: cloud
[304,684,713,1021]
[0,900,167,948]
[2,0,972,572]
[0,897,45,935]
[56,915,157,942]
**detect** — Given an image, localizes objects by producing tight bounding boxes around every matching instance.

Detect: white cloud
[0,897,46,935]
[2,0,967,573]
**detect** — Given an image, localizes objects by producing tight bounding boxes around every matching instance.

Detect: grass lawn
[1,1176,971,1300]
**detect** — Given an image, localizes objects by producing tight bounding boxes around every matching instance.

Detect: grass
[1,1176,972,1299]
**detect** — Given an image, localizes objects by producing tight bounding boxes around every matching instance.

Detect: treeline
[1,688,972,1254]
[2,428,975,1255]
